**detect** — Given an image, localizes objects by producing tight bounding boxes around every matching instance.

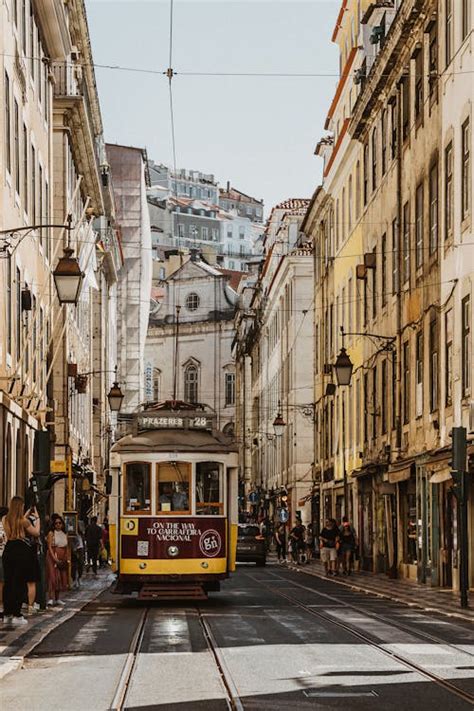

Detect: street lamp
[272,403,286,437]
[53,246,84,305]
[107,367,124,412]
[334,347,353,386]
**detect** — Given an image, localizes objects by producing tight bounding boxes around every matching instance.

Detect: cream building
[1,0,122,518]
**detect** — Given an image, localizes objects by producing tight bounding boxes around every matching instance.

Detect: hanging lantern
[272,406,286,438]
[53,246,84,304]
[334,347,353,386]
[107,381,124,412]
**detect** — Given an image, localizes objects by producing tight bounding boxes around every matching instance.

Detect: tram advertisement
[121,517,226,559]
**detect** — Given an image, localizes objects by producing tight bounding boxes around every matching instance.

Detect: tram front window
[125,462,151,513]
[196,462,223,515]
[157,462,191,513]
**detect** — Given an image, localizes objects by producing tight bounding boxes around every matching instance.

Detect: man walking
[85,516,102,577]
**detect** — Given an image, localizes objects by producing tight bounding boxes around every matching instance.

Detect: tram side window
[125,462,151,513]
[157,462,191,513]
[196,462,223,515]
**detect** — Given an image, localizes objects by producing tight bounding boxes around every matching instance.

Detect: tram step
[138,584,208,601]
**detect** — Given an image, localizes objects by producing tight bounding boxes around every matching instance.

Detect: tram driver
[159,483,189,512]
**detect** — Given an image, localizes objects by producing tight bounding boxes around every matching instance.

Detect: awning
[429,470,452,484]
[387,461,414,484]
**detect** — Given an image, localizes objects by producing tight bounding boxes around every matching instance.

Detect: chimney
[189,248,200,262]
[226,181,230,193]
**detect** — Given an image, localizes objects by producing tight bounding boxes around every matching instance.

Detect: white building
[145,252,238,433]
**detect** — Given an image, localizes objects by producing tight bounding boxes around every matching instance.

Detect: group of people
[273,516,358,576]
[0,495,109,627]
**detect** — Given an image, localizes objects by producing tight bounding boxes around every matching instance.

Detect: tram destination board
[137,415,213,431]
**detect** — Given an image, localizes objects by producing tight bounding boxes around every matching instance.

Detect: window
[445,0,453,67]
[227,225,233,239]
[178,223,185,239]
[158,462,191,514]
[341,188,346,244]
[348,176,353,231]
[31,144,36,224]
[416,331,423,417]
[225,372,235,406]
[402,76,410,141]
[429,162,438,253]
[124,462,151,513]
[5,72,11,175]
[390,99,397,160]
[185,292,200,311]
[371,247,377,320]
[445,142,453,240]
[14,99,20,194]
[403,341,410,424]
[403,201,410,283]
[462,0,470,41]
[363,143,369,206]
[189,223,197,240]
[363,373,368,443]
[16,268,21,360]
[372,366,377,440]
[392,218,399,293]
[381,233,387,306]
[29,4,34,76]
[415,183,424,269]
[22,124,28,210]
[371,127,378,191]
[462,295,470,395]
[429,318,438,411]
[21,0,26,54]
[445,309,453,405]
[201,226,209,240]
[196,462,223,515]
[184,364,199,403]
[461,119,470,221]
[381,109,387,175]
[381,360,387,434]
[355,160,361,218]
[6,258,12,356]
[392,351,397,429]
[414,49,423,121]
[239,226,245,240]
[429,23,438,100]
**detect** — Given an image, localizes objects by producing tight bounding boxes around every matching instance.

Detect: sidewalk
[284,558,474,623]
[0,569,113,680]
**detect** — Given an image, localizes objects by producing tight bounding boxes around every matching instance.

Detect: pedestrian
[24,506,42,615]
[318,518,340,576]
[274,523,287,563]
[0,506,8,616]
[71,523,85,589]
[305,523,314,563]
[85,516,102,576]
[46,516,69,606]
[339,516,357,575]
[100,521,110,567]
[289,518,306,565]
[2,497,40,626]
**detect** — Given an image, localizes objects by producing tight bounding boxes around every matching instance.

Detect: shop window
[196,462,223,515]
[157,462,191,514]
[124,462,151,513]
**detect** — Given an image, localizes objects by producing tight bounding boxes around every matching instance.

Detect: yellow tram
[108,401,239,600]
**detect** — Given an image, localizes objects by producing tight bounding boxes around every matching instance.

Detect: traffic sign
[279,508,289,523]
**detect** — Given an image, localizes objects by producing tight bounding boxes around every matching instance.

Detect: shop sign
[50,460,67,473]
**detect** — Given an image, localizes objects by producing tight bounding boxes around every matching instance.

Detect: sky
[85,1,340,212]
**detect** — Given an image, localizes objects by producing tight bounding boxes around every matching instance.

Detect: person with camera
[46,516,69,606]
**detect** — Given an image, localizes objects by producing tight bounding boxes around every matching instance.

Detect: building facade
[1,0,122,519]
[145,251,238,433]
[304,0,473,590]
[234,199,314,525]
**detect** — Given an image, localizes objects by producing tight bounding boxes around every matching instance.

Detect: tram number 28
[192,417,208,428]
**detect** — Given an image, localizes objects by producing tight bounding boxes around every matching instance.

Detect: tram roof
[111,427,238,454]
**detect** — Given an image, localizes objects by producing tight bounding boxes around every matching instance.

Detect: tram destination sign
[137,414,213,431]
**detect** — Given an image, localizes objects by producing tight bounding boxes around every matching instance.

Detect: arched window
[153,368,161,401]
[185,292,200,311]
[184,364,199,403]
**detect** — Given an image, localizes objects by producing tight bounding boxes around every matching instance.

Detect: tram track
[264,567,474,658]
[110,607,149,711]
[247,570,474,708]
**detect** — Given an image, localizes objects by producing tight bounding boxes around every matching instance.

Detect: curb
[0,575,113,681]
[285,563,474,624]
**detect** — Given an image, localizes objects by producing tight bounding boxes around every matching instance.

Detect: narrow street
[1,564,473,711]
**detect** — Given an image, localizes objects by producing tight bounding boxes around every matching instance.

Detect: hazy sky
[85,1,339,211]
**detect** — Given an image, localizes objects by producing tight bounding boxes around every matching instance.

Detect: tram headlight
[168,545,179,557]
